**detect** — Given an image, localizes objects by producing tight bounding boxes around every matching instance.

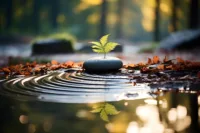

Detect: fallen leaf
[147,58,152,64]
[2,67,11,74]
[128,63,135,68]
[153,56,160,64]
[51,60,59,65]
[157,64,164,70]
[65,61,74,68]
[177,57,184,63]
[163,56,168,63]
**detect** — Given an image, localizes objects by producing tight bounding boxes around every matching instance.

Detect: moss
[31,32,76,45]
[138,42,159,53]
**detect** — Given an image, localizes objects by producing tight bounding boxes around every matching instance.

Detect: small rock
[83,56,123,72]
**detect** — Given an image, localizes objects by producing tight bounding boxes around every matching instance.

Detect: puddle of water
[0,92,199,133]
[0,70,200,133]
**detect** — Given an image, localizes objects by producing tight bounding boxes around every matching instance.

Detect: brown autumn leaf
[51,60,59,65]
[166,65,173,70]
[72,62,83,68]
[65,61,74,68]
[153,56,160,64]
[147,58,152,64]
[163,56,168,63]
[157,64,164,70]
[34,66,41,72]
[2,67,11,74]
[123,64,129,69]
[177,57,184,64]
[50,65,60,70]
[77,62,83,67]
[128,63,135,68]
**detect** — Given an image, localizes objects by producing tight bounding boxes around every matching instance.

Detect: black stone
[32,39,74,55]
[159,29,200,51]
[83,57,123,72]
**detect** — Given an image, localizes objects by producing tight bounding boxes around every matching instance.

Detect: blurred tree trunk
[50,0,59,30]
[5,0,13,30]
[154,0,160,41]
[189,94,199,132]
[171,0,178,31]
[100,0,107,36]
[32,0,40,34]
[116,0,124,39]
[189,0,199,29]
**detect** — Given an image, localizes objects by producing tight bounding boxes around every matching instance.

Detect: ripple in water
[0,71,151,103]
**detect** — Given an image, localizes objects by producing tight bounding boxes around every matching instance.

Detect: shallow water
[0,71,200,133]
[0,92,199,133]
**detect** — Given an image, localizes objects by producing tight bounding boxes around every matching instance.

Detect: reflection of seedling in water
[91,103,120,122]
[89,34,119,59]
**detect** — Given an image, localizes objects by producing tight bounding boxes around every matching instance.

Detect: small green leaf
[89,34,119,59]
[92,45,102,49]
[105,103,120,115]
[92,48,104,53]
[91,107,102,113]
[104,42,119,53]
[100,34,110,46]
[100,110,109,122]
[90,41,101,47]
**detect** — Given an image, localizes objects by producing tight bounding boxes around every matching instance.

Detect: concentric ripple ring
[0,71,151,103]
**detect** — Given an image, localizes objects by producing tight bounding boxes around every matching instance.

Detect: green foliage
[138,42,159,53]
[31,32,76,45]
[91,103,120,122]
[90,34,119,59]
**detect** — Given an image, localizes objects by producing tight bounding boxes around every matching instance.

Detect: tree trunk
[171,0,178,31]
[189,0,199,29]
[32,0,40,34]
[116,0,124,39]
[100,0,107,37]
[154,0,160,42]
[5,0,13,30]
[50,0,59,30]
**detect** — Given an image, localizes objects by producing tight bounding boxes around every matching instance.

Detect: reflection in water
[91,103,119,122]
[144,98,163,105]
[28,124,36,133]
[0,91,199,133]
[19,115,29,124]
